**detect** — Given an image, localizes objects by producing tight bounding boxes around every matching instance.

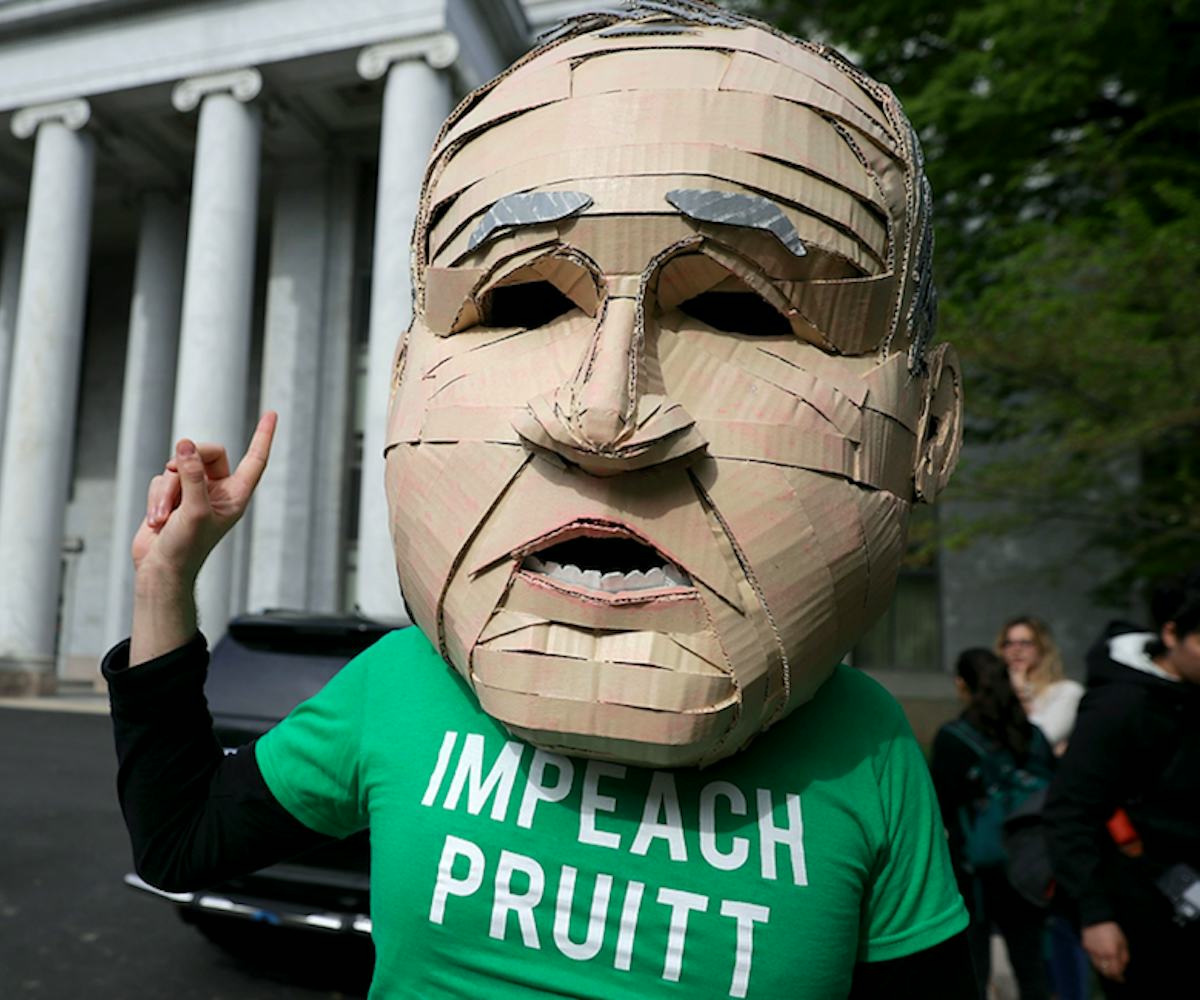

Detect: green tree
[762,0,1200,597]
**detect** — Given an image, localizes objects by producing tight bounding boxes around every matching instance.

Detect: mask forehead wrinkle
[666,188,807,257]
[431,90,880,218]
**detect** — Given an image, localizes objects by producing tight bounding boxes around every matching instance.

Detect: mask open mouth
[522,534,691,594]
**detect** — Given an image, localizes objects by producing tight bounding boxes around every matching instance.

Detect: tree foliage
[762,0,1200,597]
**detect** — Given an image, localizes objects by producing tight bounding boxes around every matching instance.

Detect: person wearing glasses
[997,616,1083,756]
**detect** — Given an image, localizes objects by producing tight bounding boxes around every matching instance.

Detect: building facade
[0,0,554,694]
[0,0,1122,704]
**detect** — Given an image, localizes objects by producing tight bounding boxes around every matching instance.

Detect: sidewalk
[0,682,109,715]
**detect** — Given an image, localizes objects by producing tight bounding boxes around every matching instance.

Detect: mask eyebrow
[665,188,807,258]
[466,190,594,252]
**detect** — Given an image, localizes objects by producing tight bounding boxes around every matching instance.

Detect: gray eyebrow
[467,191,593,252]
[665,189,807,257]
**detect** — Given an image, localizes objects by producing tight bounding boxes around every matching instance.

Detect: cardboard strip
[423,316,590,392]
[442,558,518,678]
[656,325,848,436]
[860,351,923,432]
[751,341,873,404]
[435,59,573,159]
[433,90,881,217]
[783,272,899,355]
[473,681,738,746]
[694,460,844,679]
[720,50,900,156]
[853,487,910,625]
[528,29,888,129]
[418,405,524,445]
[472,649,733,712]
[786,470,871,621]
[502,571,711,634]
[386,442,530,647]
[481,622,726,675]
[572,44,730,95]
[681,334,866,441]
[854,407,917,499]
[688,573,779,761]
[477,607,547,645]
[427,142,890,252]
[698,419,857,479]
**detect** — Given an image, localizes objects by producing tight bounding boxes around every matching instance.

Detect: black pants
[965,871,1050,1000]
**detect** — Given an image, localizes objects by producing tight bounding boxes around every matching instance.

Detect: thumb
[176,439,212,519]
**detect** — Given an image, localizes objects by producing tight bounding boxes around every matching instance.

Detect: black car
[124,611,394,941]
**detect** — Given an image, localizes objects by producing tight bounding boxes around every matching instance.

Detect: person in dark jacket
[931,648,1056,999]
[1044,569,1200,996]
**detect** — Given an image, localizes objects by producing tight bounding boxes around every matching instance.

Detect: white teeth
[663,566,689,588]
[600,571,625,592]
[522,555,692,593]
[642,567,666,588]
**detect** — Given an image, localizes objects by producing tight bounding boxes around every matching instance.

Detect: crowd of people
[930,572,1200,998]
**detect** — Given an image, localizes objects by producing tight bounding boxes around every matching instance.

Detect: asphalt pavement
[0,705,372,999]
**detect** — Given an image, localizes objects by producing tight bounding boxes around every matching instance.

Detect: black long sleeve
[848,930,977,999]
[103,633,333,892]
[1043,687,1142,927]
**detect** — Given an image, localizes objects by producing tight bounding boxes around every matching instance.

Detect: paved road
[0,706,372,999]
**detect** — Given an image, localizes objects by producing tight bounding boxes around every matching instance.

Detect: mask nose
[512,279,707,476]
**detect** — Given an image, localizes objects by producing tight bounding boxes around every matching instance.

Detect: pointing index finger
[232,411,278,493]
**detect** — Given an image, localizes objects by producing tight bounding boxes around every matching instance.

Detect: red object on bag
[1107,808,1144,857]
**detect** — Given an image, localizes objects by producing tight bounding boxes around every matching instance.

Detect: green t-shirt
[257,627,965,999]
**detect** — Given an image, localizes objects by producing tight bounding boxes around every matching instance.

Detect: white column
[0,216,25,472]
[309,160,357,614]
[0,99,94,695]
[247,163,328,613]
[354,38,458,622]
[170,69,263,640]
[103,193,187,646]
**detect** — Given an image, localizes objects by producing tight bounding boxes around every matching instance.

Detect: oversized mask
[384,4,963,767]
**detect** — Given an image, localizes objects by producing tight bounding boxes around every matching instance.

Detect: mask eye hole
[484,281,577,330]
[677,288,792,337]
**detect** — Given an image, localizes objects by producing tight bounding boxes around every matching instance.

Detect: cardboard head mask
[385,1,964,767]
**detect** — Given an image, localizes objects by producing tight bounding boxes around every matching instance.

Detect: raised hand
[129,412,276,665]
[133,412,277,580]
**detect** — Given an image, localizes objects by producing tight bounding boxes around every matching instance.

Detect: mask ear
[913,343,963,502]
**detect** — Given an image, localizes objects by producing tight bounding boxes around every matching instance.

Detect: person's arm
[1044,689,1141,981]
[108,413,332,889]
[129,414,276,665]
[849,930,976,999]
[105,633,331,891]
[1043,691,1134,927]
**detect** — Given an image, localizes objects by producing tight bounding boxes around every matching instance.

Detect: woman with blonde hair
[996,616,1083,754]
[997,619,1090,1000]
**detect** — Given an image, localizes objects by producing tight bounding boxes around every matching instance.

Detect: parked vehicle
[124,611,395,942]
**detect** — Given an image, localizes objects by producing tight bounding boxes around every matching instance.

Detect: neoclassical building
[0,0,1116,706]
[0,0,599,695]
